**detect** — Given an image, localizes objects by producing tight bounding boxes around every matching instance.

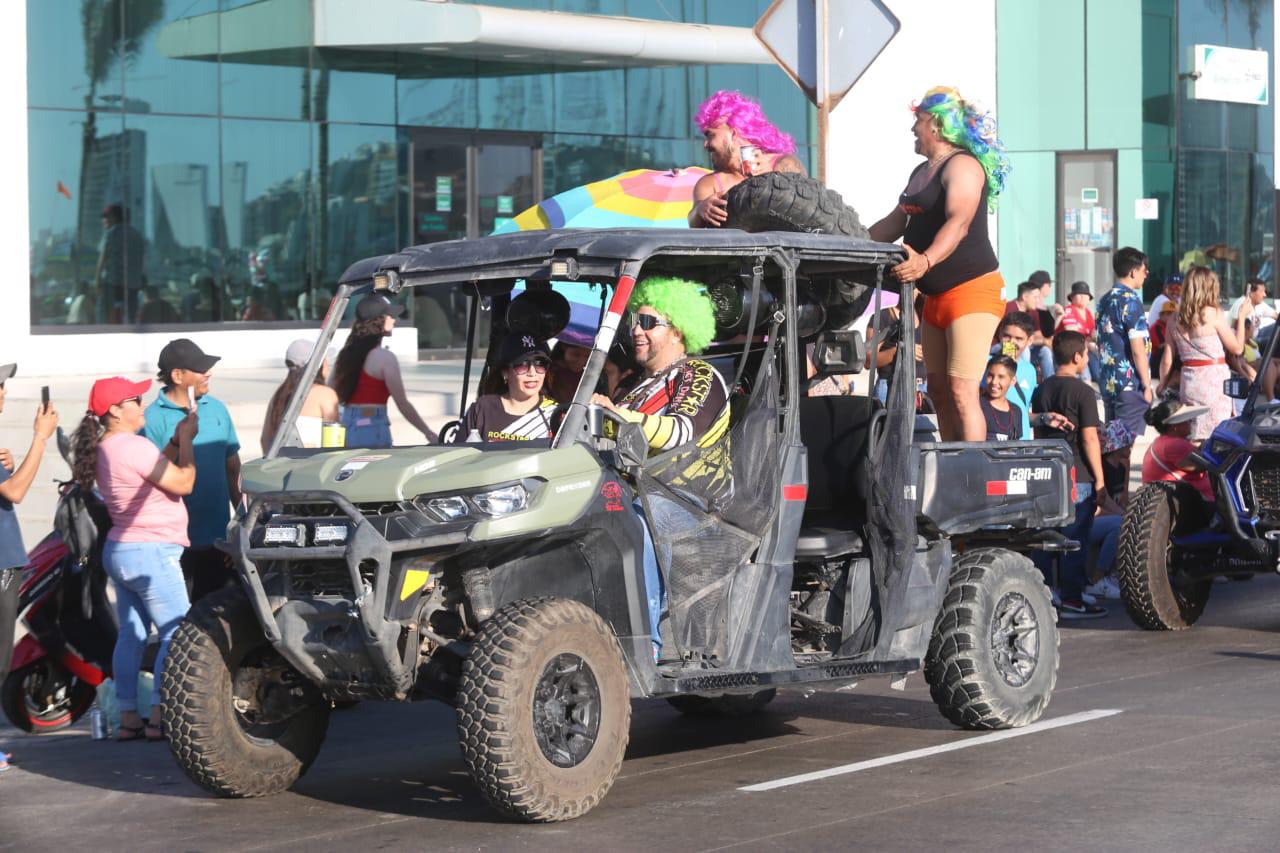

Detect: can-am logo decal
[986,467,1053,496]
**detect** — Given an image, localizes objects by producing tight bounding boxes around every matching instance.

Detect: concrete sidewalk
[2,363,469,547]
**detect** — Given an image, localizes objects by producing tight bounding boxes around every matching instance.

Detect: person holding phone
[142,339,242,603]
[0,364,59,768]
[72,376,196,740]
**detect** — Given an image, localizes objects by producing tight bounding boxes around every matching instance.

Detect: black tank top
[899,151,998,296]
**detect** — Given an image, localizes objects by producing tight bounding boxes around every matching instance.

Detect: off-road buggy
[1117,324,1280,630]
[161,228,1074,821]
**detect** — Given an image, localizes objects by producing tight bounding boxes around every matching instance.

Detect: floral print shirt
[1095,282,1150,397]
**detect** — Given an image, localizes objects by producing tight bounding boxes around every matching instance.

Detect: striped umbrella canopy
[493,167,711,234]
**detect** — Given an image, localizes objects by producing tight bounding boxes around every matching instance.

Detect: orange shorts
[921,270,1006,328]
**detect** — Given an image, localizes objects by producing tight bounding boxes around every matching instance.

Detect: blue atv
[1117,370,1278,630]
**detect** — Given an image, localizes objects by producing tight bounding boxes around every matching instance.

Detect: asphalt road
[4,577,1280,852]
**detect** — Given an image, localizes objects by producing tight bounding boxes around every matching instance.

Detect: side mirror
[587,404,648,468]
[813,329,866,376]
[1224,377,1251,399]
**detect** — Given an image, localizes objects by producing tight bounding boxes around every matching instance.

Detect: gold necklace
[927,147,959,169]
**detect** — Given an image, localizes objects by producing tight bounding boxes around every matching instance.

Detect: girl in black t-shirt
[980,355,1023,441]
[456,335,558,443]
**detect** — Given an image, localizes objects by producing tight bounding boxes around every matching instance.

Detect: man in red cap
[0,363,59,769]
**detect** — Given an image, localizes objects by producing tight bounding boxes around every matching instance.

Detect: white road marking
[738,708,1123,792]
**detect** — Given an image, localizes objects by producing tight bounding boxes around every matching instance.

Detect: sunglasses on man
[630,314,671,332]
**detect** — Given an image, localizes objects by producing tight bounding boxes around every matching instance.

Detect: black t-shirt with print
[454,394,558,443]
[981,397,1024,441]
[1031,375,1100,479]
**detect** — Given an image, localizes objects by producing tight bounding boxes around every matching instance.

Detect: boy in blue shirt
[992,311,1040,440]
[143,339,242,603]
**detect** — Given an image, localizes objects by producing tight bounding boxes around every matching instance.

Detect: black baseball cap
[158,338,220,374]
[1029,270,1053,286]
[1069,281,1092,297]
[356,293,406,321]
[498,333,551,367]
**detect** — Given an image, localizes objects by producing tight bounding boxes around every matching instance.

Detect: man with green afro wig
[591,275,729,454]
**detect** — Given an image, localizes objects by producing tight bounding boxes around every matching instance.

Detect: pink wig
[695,90,796,155]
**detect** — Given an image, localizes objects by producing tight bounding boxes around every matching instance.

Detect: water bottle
[89,703,107,741]
[466,428,482,444]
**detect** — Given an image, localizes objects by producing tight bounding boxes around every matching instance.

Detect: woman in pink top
[71,376,197,741]
[1140,399,1214,504]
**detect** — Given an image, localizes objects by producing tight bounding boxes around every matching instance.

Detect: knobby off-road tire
[161,586,330,797]
[925,548,1059,730]
[724,173,869,238]
[1116,481,1212,630]
[666,689,777,718]
[457,597,631,823]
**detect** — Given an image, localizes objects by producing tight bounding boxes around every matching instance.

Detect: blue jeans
[1033,481,1096,601]
[1031,343,1055,382]
[341,405,392,448]
[1090,514,1122,576]
[634,499,664,653]
[102,541,190,712]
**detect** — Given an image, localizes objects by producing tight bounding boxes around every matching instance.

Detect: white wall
[826,0,997,242]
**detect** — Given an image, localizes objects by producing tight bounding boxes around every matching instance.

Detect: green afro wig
[628,276,717,355]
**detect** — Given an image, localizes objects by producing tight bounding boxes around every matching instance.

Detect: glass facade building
[26,0,813,348]
[996,0,1274,302]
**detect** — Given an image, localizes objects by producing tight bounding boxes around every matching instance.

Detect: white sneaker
[1081,589,1098,605]
[1084,575,1122,600]
[1050,587,1062,608]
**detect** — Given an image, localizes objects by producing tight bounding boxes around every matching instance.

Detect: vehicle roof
[338,228,907,289]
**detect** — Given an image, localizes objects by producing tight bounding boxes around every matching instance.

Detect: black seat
[794,396,880,558]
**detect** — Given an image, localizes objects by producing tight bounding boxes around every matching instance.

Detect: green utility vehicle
[161,228,1073,821]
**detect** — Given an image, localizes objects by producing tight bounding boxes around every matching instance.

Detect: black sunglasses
[631,314,671,332]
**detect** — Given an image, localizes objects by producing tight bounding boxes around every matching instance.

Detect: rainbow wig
[695,90,796,155]
[914,86,1011,209]
[628,276,717,355]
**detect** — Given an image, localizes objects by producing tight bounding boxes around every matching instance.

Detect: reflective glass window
[221,118,313,322]
[554,68,625,135]
[398,58,478,129]
[320,124,403,285]
[479,74,554,133]
[219,1,312,120]
[28,110,127,327]
[627,137,701,172]
[28,0,125,112]
[315,49,398,125]
[544,134,627,194]
[625,67,691,138]
[126,113,222,325]
[123,0,219,117]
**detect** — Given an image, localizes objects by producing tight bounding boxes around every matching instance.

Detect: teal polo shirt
[143,392,240,548]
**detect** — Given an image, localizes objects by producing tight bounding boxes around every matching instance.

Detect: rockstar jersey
[614,358,730,453]
[454,394,558,443]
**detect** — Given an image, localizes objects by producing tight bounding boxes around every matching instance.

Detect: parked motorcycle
[1,429,116,734]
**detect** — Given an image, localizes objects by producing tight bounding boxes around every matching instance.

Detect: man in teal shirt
[143,339,242,602]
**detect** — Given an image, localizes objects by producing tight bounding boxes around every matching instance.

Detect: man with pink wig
[689,90,807,227]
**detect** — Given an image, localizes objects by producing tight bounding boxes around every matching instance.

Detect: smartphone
[187,385,197,411]
[40,385,49,411]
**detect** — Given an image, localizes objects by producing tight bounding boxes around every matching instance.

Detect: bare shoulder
[942,152,985,184]
[365,346,396,376]
[692,172,719,199]
[772,154,807,175]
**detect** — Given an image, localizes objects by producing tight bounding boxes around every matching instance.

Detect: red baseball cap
[88,377,152,417]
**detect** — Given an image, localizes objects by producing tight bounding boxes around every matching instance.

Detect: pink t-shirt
[96,433,189,546]
[1142,434,1214,504]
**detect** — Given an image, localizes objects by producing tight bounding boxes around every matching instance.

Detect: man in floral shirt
[1095,247,1154,441]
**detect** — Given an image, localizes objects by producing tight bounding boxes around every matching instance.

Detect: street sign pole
[816,0,829,185]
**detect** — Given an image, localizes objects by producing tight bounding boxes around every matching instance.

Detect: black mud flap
[915,440,1075,535]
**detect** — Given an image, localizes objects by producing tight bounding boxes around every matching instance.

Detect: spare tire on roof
[723,172,869,238]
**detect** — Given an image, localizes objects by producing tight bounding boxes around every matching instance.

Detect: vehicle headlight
[312,523,349,545]
[472,484,529,517]
[425,495,470,521]
[1208,438,1238,459]
[263,524,305,546]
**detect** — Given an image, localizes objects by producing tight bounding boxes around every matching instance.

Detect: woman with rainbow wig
[689,90,807,227]
[869,86,1011,442]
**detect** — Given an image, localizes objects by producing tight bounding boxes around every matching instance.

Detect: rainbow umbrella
[493,167,711,234]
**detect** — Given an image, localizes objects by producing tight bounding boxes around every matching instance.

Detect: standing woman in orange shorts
[869,86,1011,441]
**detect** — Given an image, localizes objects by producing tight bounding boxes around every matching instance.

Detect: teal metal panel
[997,151,1057,296]
[1086,0,1143,150]
[996,0,1085,152]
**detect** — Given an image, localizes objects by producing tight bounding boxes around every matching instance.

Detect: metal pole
[816,0,830,185]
